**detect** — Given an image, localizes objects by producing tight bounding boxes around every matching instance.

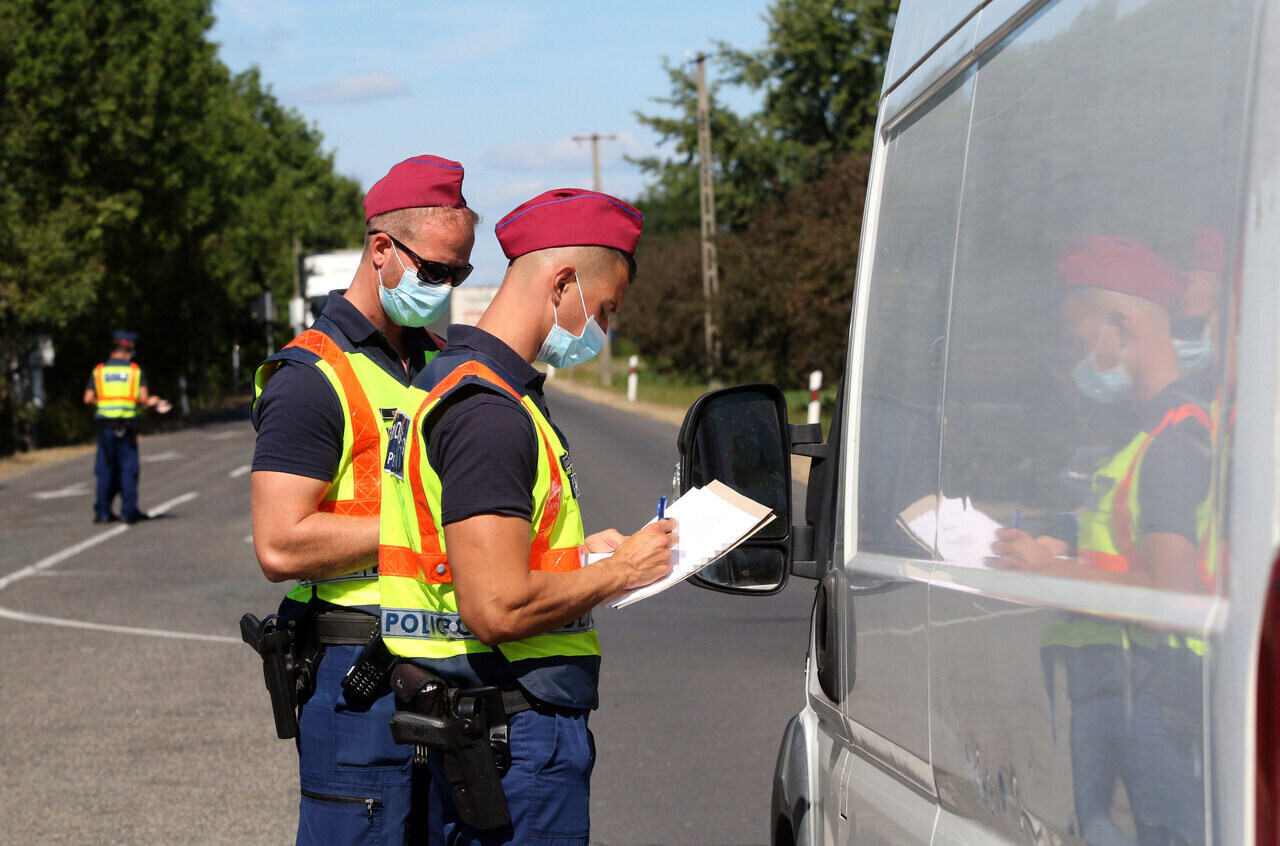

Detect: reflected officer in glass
[994,235,1212,846]
[994,235,1214,593]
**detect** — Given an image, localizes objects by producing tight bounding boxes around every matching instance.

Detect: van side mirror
[674,384,795,595]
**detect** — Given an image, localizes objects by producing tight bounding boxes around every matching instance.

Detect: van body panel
[830,39,981,841]
[844,751,940,844]
[1213,4,1280,842]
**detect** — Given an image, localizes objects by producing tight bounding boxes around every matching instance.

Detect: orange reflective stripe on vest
[285,330,381,517]
[378,359,573,585]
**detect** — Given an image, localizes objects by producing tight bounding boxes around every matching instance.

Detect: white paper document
[603,480,775,609]
[897,494,1004,567]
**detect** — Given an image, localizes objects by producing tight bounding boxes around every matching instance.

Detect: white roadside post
[808,370,822,425]
[627,355,639,402]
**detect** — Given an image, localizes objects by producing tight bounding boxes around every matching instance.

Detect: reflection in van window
[932,0,1240,595]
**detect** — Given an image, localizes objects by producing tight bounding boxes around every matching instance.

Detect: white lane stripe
[0,605,238,643]
[0,491,199,592]
[0,526,129,590]
[142,451,180,463]
[151,491,199,515]
[229,464,251,478]
[31,482,91,500]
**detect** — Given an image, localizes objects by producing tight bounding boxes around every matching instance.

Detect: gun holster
[388,664,512,830]
[239,612,316,739]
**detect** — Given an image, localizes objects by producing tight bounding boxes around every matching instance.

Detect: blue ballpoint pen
[657,496,667,520]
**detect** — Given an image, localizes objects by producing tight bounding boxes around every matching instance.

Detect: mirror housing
[675,383,831,595]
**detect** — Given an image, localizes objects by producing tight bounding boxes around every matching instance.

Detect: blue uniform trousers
[428,707,594,846]
[94,424,139,520]
[296,643,427,846]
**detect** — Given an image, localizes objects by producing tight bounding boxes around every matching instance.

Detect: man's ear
[369,232,393,271]
[1106,310,1130,338]
[549,264,576,306]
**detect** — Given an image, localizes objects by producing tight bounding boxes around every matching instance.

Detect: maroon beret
[363,155,467,221]
[1058,235,1186,312]
[495,189,643,260]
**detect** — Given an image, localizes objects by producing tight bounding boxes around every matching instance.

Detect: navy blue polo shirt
[252,291,440,481]
[422,325,565,527]
[1135,377,1212,543]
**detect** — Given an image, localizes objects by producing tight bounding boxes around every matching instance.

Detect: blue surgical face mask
[1172,319,1214,374]
[536,274,607,368]
[1072,354,1134,404]
[377,245,452,328]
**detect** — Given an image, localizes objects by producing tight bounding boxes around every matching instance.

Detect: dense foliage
[625,0,898,387]
[0,0,362,453]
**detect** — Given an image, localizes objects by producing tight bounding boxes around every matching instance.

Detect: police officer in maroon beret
[378,189,676,845]
[249,155,478,845]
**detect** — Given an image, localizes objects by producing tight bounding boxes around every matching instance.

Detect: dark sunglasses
[369,231,473,286]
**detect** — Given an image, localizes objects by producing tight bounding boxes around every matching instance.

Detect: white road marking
[0,605,239,643]
[229,464,251,478]
[0,490,230,641]
[0,525,129,590]
[0,491,198,592]
[142,450,180,463]
[206,431,245,441]
[31,482,91,500]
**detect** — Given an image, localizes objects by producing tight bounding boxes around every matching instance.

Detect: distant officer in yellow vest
[249,155,478,845]
[83,330,171,524]
[379,188,676,845]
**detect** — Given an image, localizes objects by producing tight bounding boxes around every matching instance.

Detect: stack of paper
[605,480,775,609]
[897,494,1004,567]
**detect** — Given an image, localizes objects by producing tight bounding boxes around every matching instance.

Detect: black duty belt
[313,610,379,645]
[499,685,534,716]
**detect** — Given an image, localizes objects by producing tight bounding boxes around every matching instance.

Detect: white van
[675,1,1280,843]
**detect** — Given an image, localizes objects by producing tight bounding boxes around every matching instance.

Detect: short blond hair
[364,206,481,256]
[514,245,635,283]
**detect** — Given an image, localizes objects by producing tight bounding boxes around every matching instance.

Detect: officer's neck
[476,297,542,363]
[345,284,411,370]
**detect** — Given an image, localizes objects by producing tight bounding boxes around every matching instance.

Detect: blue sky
[209,1,771,284]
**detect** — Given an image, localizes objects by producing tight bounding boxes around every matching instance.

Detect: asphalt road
[0,385,815,845]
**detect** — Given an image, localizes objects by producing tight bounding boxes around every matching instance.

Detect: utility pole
[695,52,720,385]
[573,132,618,386]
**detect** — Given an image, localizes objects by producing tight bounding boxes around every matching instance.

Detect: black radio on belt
[341,632,398,710]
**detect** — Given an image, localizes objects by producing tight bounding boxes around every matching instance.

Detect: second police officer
[379,189,677,845]
[249,155,478,844]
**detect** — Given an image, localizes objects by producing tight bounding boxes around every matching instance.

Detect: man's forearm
[253,513,380,582]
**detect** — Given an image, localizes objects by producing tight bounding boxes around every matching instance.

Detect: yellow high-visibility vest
[93,361,142,419]
[1076,401,1214,588]
[1044,400,1215,659]
[378,356,599,674]
[254,327,434,609]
